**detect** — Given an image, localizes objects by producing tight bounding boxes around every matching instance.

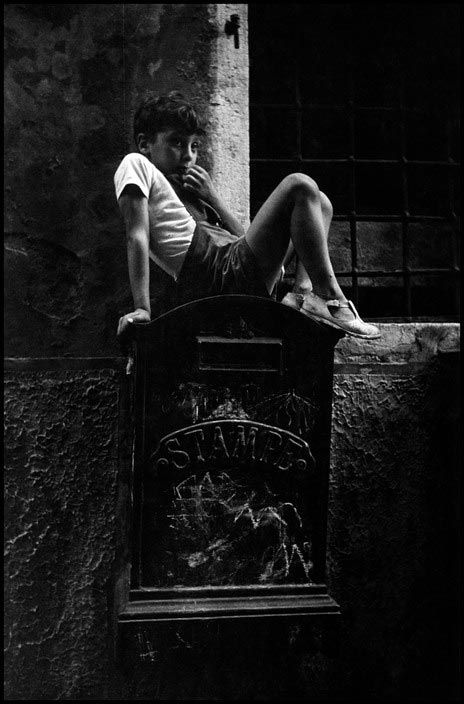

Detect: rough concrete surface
[328,349,460,699]
[4,370,121,700]
[335,322,460,365]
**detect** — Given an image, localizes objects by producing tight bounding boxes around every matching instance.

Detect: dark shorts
[175,221,271,305]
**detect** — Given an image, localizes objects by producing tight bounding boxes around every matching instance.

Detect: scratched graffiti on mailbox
[152,384,317,437]
[142,420,316,587]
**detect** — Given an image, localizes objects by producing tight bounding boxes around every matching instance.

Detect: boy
[115,92,380,340]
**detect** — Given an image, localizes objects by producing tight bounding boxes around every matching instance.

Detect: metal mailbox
[115,294,342,696]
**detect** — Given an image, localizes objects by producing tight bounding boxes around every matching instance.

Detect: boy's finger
[191,165,206,176]
[183,183,199,193]
[184,173,201,184]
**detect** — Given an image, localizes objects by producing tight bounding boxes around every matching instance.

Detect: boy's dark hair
[133,91,206,146]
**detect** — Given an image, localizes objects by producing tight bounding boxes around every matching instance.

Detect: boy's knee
[320,191,333,218]
[284,173,320,202]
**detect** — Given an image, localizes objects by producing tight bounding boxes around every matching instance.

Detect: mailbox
[116,294,342,696]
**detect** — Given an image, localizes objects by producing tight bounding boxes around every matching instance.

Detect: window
[249,4,460,320]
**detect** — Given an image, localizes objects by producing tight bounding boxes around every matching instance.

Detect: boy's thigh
[245,182,292,277]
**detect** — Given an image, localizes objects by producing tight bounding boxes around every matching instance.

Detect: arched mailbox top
[130,295,344,348]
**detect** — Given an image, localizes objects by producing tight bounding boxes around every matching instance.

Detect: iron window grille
[249,4,460,320]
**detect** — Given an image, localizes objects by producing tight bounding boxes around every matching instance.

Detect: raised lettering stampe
[150,419,315,475]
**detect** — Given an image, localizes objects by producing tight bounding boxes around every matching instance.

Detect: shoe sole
[300,306,381,339]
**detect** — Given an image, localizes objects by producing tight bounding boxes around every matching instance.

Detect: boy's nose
[181,147,194,162]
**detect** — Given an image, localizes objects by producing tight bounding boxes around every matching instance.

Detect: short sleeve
[114,153,155,200]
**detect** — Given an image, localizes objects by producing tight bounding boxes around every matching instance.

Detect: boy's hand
[181,165,217,203]
[117,308,151,339]
[176,165,245,239]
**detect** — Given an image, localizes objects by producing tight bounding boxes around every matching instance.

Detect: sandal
[299,291,381,339]
[281,291,305,310]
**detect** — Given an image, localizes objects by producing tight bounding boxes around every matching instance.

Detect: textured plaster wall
[4,369,121,700]
[4,3,232,358]
[328,363,460,699]
[325,323,460,699]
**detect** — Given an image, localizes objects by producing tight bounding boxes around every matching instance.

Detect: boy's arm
[181,165,246,238]
[117,185,151,339]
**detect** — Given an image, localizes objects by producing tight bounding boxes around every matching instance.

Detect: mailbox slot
[197,336,283,374]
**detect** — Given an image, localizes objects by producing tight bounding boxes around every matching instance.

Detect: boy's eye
[168,136,200,151]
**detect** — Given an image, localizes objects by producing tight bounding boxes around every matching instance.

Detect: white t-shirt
[114,152,196,279]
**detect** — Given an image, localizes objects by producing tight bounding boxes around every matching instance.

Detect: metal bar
[330,214,449,223]
[449,176,460,311]
[349,214,359,305]
[399,94,412,317]
[251,158,458,167]
[347,87,358,307]
[251,200,452,224]
[446,119,460,317]
[251,207,451,225]
[401,218,412,316]
[334,268,459,278]
[294,58,302,161]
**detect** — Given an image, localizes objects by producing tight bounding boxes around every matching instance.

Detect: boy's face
[139,129,200,178]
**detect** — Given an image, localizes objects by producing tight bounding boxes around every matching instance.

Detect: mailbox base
[119,584,340,623]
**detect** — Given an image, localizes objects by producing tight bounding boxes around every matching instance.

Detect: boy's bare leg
[291,192,333,293]
[294,259,313,292]
[246,174,353,320]
[283,242,312,293]
[293,187,334,293]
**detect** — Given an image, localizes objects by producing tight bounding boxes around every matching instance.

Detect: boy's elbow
[126,228,149,244]
[126,230,150,256]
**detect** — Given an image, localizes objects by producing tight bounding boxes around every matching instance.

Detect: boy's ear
[137,133,150,154]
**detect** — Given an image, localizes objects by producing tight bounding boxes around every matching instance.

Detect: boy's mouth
[168,173,185,187]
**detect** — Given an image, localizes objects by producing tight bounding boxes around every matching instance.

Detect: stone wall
[4,3,249,357]
[4,365,122,700]
[328,324,460,699]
